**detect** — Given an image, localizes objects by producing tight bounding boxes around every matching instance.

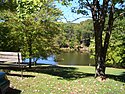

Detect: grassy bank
[6,65,125,94]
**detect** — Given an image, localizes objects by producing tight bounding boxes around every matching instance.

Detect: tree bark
[94,25,105,77]
[103,5,114,63]
[95,4,114,78]
[90,0,115,78]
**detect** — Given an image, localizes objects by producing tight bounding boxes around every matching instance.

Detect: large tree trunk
[94,4,114,78]
[91,4,106,77]
[90,0,114,78]
[94,25,106,78]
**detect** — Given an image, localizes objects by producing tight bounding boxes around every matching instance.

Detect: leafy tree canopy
[0,0,63,68]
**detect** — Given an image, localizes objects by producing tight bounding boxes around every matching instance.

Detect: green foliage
[17,1,38,20]
[0,0,17,11]
[57,0,73,6]
[0,0,62,61]
[106,18,125,67]
[57,19,93,49]
[90,17,125,68]
[56,23,77,48]
[78,19,93,46]
[0,10,21,51]
[89,38,95,59]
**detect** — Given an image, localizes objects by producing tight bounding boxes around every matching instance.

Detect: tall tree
[0,0,62,68]
[62,0,125,78]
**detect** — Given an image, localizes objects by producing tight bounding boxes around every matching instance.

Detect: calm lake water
[24,52,95,66]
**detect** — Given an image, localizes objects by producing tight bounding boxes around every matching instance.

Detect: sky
[55,1,92,23]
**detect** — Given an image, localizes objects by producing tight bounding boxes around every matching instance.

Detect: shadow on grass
[106,72,125,82]
[25,65,125,82]
[26,65,95,80]
[1,65,125,82]
[0,67,35,78]
[7,73,35,78]
[6,87,21,94]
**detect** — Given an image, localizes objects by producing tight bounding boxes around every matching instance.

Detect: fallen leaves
[7,68,125,94]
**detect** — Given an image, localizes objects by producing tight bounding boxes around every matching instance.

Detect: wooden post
[18,53,23,79]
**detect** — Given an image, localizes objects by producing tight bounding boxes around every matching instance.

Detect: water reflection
[23,55,57,65]
[23,52,94,66]
[57,52,94,66]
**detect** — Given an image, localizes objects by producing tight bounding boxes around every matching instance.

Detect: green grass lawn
[6,65,125,94]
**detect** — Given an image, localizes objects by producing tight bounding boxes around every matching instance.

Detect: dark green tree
[106,17,125,67]
[0,0,62,68]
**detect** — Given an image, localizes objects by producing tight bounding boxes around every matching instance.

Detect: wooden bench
[0,52,27,78]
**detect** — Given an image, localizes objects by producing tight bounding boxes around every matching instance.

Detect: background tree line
[56,19,93,50]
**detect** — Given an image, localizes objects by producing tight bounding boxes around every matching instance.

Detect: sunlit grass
[6,65,125,94]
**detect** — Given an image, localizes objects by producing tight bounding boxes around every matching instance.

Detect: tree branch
[71,16,91,23]
[100,0,109,32]
[63,16,91,23]
[86,0,91,8]
[103,3,115,62]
